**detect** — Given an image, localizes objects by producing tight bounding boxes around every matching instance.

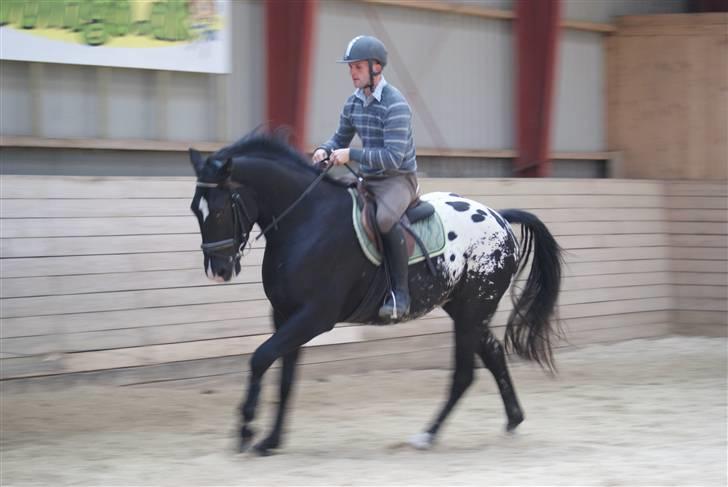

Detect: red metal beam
[514,0,561,177]
[265,0,317,151]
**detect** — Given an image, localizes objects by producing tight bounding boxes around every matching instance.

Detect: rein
[254,158,335,241]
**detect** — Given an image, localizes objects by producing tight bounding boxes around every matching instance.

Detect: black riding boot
[379,223,411,321]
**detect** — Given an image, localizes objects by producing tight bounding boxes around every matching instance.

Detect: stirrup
[379,290,410,321]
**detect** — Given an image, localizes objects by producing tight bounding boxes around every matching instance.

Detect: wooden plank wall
[666,181,728,335]
[1,176,722,385]
[606,13,728,180]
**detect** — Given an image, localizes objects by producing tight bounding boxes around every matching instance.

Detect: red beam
[514,0,561,177]
[265,0,317,151]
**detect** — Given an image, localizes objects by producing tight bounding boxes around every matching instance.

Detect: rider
[313,35,418,321]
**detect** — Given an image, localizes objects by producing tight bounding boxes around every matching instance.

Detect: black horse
[189,133,562,455]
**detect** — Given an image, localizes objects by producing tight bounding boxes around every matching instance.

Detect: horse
[188,133,563,455]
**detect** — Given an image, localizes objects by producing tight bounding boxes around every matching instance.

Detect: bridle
[196,181,255,263]
[195,155,337,263]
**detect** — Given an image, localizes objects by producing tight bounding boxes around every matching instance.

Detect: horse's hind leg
[479,328,524,432]
[410,312,478,449]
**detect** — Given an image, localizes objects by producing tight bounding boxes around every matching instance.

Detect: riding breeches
[364,172,419,233]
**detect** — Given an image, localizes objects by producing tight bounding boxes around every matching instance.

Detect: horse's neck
[243,160,345,239]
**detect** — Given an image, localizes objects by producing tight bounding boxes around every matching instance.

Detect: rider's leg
[379,222,410,320]
[366,173,418,321]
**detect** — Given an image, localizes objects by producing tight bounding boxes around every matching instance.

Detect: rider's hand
[312,148,328,164]
[330,148,350,166]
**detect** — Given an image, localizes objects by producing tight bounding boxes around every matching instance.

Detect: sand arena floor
[1,336,726,486]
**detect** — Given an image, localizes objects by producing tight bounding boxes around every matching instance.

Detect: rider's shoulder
[381,84,409,106]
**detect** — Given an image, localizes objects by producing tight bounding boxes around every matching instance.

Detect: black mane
[211,132,349,187]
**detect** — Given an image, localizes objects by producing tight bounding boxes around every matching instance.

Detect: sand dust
[1,336,726,486]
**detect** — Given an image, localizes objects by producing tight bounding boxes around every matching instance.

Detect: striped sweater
[320,78,417,176]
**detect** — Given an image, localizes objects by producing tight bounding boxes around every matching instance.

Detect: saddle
[349,182,446,269]
[355,186,435,256]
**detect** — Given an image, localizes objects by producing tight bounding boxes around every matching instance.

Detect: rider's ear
[189,148,205,175]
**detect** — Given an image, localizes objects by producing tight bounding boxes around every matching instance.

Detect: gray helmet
[337,35,387,67]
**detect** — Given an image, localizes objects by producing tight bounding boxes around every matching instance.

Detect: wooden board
[608,14,728,180]
[1,176,725,382]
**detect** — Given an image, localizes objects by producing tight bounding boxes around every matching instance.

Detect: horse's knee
[250,345,277,378]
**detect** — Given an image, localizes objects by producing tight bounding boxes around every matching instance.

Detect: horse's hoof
[239,438,253,453]
[253,443,276,456]
[408,432,434,450]
[506,408,523,433]
[253,436,280,456]
[239,426,255,452]
[506,415,524,433]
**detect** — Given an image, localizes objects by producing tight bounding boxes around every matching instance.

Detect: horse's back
[421,192,520,287]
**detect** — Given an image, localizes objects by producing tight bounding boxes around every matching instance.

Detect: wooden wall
[1,176,724,386]
[666,181,728,334]
[606,13,728,180]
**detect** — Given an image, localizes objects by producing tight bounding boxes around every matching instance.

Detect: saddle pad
[348,189,447,266]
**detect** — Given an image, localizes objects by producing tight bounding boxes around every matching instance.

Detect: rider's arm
[349,101,411,171]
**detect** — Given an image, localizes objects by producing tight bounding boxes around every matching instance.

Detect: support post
[514,0,561,177]
[265,0,317,151]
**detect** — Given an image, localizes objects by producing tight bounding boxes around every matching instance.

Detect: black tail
[499,209,563,372]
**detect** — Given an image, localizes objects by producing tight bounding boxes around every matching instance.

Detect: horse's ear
[189,148,205,175]
[209,157,232,180]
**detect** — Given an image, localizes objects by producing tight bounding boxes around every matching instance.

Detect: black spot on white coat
[446,201,470,212]
[488,209,507,230]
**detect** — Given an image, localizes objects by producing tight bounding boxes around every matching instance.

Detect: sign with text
[0,0,230,73]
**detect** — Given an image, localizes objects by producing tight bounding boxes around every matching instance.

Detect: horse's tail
[499,209,563,373]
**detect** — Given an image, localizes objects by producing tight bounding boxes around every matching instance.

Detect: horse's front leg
[238,309,332,454]
[252,346,301,455]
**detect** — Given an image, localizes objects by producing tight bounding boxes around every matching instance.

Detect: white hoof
[408,432,434,450]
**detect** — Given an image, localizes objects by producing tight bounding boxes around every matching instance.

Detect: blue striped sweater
[320,78,417,176]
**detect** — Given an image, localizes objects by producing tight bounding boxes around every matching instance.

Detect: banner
[0,0,230,73]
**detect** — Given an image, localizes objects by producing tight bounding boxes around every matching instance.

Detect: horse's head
[189,148,258,282]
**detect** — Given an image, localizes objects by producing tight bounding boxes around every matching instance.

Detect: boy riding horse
[313,35,418,321]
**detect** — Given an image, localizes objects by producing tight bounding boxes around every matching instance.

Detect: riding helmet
[337,35,388,67]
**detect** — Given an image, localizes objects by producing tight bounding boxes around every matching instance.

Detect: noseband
[197,182,254,262]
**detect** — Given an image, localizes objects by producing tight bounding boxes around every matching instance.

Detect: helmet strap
[366,59,381,94]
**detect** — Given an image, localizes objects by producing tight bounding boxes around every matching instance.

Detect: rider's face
[348,60,380,89]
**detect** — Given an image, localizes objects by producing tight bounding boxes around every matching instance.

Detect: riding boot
[378,223,411,321]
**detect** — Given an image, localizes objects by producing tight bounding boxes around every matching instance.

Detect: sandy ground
[1,336,726,486]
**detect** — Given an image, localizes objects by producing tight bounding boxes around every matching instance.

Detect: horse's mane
[211,131,350,188]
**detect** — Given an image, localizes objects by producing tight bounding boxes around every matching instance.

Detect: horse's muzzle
[206,256,238,282]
